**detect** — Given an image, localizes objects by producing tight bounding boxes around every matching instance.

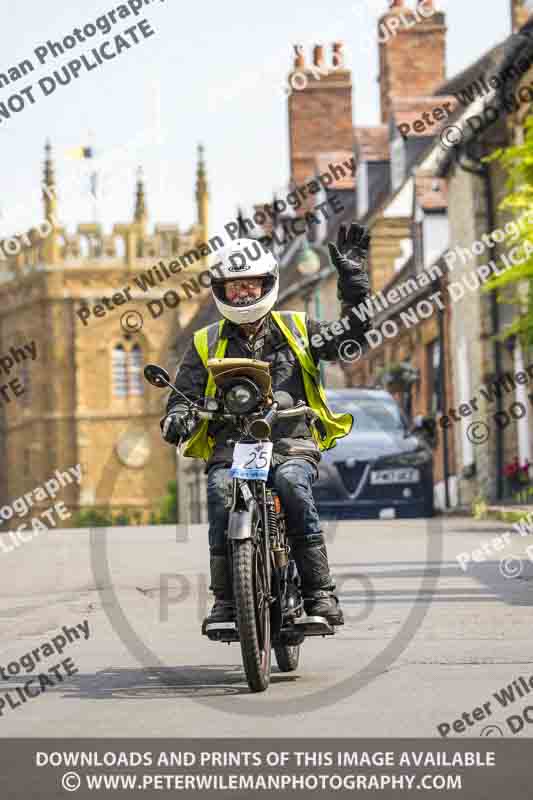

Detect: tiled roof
[434,41,505,98]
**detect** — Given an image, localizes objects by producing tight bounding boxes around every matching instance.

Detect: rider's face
[224,278,263,305]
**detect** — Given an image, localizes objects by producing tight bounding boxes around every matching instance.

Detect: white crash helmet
[209,238,279,324]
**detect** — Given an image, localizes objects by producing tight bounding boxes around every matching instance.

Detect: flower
[504,457,531,482]
[504,457,519,478]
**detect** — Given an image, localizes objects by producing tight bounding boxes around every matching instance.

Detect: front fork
[224,479,302,637]
[225,479,277,624]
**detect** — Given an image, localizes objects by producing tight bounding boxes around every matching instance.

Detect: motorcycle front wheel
[232,523,271,693]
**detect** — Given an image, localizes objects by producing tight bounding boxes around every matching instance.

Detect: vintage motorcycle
[144,357,336,693]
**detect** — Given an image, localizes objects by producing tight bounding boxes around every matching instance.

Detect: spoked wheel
[232,522,272,692]
[274,643,300,672]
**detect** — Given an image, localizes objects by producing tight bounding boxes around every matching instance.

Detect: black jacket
[166,290,371,472]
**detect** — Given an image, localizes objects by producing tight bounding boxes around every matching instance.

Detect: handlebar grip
[276,405,315,420]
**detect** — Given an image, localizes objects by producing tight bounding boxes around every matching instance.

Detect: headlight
[223,380,261,414]
[378,448,431,468]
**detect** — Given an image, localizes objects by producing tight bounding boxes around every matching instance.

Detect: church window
[112,345,128,397]
[129,344,144,396]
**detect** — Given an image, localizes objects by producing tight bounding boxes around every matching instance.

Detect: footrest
[277,627,306,646]
[202,619,239,642]
[293,615,335,636]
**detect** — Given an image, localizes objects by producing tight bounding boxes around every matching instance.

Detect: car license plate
[370,468,420,484]
[230,442,273,481]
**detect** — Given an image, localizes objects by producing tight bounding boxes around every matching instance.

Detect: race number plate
[230,442,273,481]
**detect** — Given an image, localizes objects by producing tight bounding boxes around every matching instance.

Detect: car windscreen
[327,396,404,432]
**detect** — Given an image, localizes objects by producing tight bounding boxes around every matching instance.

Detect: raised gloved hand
[160,404,198,445]
[328,223,370,301]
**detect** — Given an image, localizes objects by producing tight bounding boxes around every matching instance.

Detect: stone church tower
[0,143,211,526]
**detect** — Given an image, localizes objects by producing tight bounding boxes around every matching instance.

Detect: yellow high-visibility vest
[181,311,353,461]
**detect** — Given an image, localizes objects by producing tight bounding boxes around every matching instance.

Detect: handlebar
[192,403,317,423]
[277,404,318,421]
[154,365,323,445]
[160,368,318,425]
[174,400,325,449]
[249,402,318,440]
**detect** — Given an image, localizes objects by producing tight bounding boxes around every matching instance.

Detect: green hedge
[72,481,177,527]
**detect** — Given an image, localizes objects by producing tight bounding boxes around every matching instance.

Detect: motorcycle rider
[160,223,372,627]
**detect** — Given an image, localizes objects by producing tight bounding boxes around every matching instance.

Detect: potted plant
[376,362,419,393]
[504,456,530,499]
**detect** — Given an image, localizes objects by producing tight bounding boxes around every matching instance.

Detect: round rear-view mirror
[144,364,170,388]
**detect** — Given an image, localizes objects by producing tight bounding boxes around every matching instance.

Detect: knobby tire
[233,537,271,692]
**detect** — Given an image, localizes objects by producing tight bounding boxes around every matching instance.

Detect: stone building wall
[444,144,519,505]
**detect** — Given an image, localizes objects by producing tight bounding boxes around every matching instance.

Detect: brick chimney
[287,43,353,187]
[378,0,447,124]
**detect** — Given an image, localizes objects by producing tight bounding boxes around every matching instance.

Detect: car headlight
[223,380,261,414]
[377,448,431,468]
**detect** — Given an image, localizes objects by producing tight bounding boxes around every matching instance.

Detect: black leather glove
[160,404,197,445]
[328,223,370,301]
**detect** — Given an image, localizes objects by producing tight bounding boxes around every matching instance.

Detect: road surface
[1,515,532,738]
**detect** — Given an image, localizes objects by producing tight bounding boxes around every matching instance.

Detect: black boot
[206,555,235,624]
[290,538,344,626]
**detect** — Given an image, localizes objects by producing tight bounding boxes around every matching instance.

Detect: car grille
[336,461,367,494]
